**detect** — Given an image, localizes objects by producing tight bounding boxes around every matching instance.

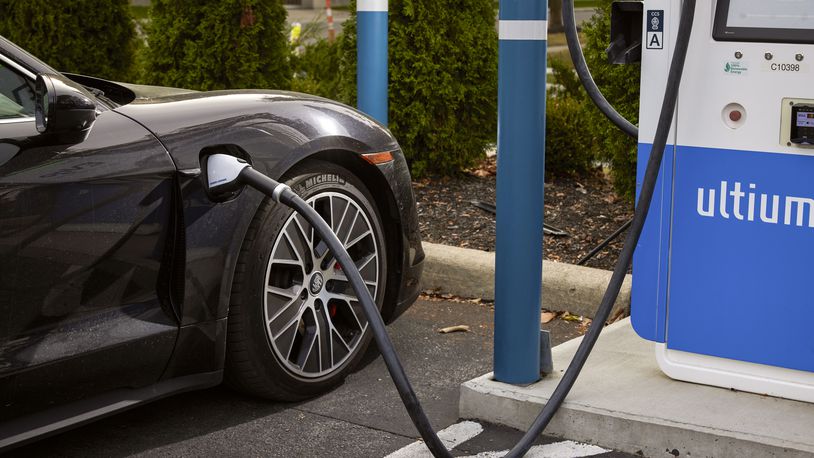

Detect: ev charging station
[632,0,814,403]
[205,0,813,455]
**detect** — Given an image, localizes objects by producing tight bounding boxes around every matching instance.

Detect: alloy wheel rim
[263,191,380,378]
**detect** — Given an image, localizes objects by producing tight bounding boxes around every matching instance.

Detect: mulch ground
[413,157,634,271]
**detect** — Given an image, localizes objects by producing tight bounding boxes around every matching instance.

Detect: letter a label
[646,10,664,50]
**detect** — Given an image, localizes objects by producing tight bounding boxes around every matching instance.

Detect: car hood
[114,89,396,172]
[117,82,198,100]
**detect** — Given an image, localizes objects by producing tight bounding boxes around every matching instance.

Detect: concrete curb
[419,243,631,318]
[459,319,814,458]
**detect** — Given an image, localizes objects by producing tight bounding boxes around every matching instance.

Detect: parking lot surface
[9,298,634,457]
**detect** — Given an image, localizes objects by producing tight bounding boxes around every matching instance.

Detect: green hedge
[146,0,290,91]
[545,93,596,178]
[0,0,137,81]
[339,0,498,177]
[291,39,343,99]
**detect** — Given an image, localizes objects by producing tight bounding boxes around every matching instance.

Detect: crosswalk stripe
[385,421,484,458]
[385,421,610,458]
[464,440,609,458]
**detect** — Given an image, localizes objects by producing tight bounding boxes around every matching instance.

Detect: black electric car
[0,36,423,449]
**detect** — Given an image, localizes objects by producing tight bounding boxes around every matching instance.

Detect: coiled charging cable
[563,0,639,139]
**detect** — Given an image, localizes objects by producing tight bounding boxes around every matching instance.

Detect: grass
[548,48,575,68]
[130,5,149,21]
[494,0,600,10]
[547,32,587,70]
[548,31,585,48]
[574,0,600,8]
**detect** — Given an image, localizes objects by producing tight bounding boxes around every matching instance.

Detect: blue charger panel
[666,145,814,372]
[631,143,674,343]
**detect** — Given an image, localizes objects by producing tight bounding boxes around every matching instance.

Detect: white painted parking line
[465,440,609,458]
[385,421,610,458]
[385,421,483,458]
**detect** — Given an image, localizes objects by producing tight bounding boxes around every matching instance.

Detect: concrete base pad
[459,319,814,458]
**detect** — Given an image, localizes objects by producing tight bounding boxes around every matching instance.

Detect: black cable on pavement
[238,166,453,457]
[577,218,633,266]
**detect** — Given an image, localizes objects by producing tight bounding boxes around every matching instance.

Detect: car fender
[116,91,412,378]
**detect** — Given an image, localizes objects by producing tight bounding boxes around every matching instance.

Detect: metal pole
[357,0,388,125]
[494,0,548,384]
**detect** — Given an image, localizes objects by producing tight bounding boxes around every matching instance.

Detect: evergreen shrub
[545,93,596,178]
[339,0,498,177]
[0,0,137,81]
[146,0,291,91]
[291,39,343,100]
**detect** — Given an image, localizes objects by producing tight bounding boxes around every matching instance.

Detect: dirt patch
[413,157,634,271]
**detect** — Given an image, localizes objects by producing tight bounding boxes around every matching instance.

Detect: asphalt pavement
[8,298,635,457]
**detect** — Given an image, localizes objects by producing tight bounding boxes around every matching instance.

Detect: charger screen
[714,0,814,44]
[791,105,814,144]
[727,0,814,30]
[797,112,814,128]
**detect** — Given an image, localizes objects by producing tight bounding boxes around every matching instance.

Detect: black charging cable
[232,166,453,456]
[213,1,696,455]
[504,2,695,454]
[563,0,639,139]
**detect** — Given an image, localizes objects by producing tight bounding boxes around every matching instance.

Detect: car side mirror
[35,73,97,140]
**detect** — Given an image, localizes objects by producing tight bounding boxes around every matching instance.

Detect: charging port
[607,1,644,64]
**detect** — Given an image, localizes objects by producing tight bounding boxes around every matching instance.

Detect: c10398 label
[768,62,804,72]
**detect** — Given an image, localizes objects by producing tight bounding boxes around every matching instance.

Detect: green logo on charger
[725,61,748,75]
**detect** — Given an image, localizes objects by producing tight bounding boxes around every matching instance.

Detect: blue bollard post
[494,0,548,384]
[357,0,388,125]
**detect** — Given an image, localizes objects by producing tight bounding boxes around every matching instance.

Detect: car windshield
[0,92,26,118]
[0,61,35,120]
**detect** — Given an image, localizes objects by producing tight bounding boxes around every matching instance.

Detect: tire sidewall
[235,161,387,398]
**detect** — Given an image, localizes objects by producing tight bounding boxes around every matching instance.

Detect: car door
[0,56,180,421]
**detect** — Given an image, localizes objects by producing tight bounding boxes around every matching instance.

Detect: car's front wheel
[225,161,386,401]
